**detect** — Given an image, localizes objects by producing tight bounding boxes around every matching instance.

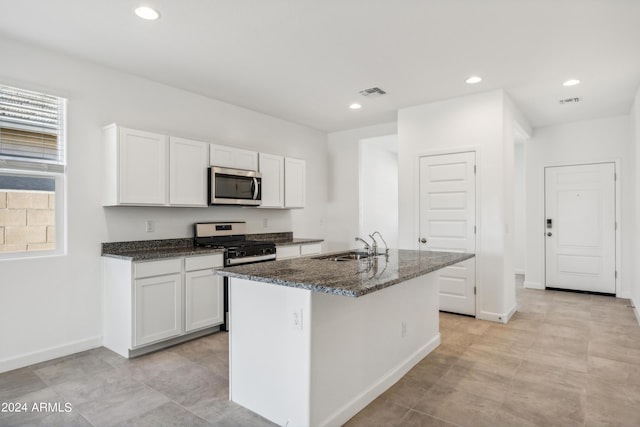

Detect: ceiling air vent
[559,97,581,105]
[359,87,387,97]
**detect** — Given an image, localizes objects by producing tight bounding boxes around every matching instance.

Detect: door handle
[419,238,427,244]
[547,232,553,237]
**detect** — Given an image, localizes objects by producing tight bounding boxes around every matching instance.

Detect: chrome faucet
[368,234,378,255]
[354,237,371,254]
[369,231,388,255]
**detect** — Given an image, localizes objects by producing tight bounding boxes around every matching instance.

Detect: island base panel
[229,272,440,427]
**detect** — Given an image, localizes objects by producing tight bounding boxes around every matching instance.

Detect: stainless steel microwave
[208,166,262,206]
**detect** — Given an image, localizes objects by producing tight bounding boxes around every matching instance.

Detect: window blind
[0,84,66,169]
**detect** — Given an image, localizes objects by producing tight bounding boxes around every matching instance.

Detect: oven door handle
[252,177,259,200]
[227,254,276,266]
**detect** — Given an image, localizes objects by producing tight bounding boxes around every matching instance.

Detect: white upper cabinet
[258,153,285,208]
[103,125,210,207]
[103,124,168,206]
[285,157,306,208]
[169,137,208,206]
[210,144,258,171]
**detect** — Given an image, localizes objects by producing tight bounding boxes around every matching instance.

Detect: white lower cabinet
[134,273,182,346]
[103,253,224,358]
[185,268,224,332]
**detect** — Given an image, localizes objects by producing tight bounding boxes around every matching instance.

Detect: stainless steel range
[194,221,276,331]
[194,221,276,266]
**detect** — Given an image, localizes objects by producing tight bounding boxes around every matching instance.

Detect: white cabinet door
[284,157,305,208]
[169,137,208,206]
[300,243,321,256]
[185,269,224,332]
[210,144,258,170]
[134,273,182,346]
[259,153,284,208]
[118,127,168,205]
[235,148,259,171]
[276,245,300,260]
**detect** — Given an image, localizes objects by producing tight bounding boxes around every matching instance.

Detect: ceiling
[1,0,639,132]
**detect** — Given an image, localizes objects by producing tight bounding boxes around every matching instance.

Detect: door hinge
[474,225,476,234]
[474,286,477,295]
[614,172,617,181]
[615,271,618,279]
[474,165,477,174]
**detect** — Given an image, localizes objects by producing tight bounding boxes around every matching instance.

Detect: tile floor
[1,276,639,427]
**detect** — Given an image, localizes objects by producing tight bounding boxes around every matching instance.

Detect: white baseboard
[477,304,517,324]
[631,296,640,327]
[319,334,441,427]
[523,281,544,290]
[0,336,102,374]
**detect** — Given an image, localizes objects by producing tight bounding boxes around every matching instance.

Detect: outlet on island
[145,220,154,233]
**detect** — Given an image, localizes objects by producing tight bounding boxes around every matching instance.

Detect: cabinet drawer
[185,254,224,271]
[134,258,182,278]
[300,243,321,256]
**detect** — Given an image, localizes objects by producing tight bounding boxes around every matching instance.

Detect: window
[0,84,66,257]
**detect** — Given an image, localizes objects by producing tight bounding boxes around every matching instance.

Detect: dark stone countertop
[101,234,324,261]
[218,249,474,297]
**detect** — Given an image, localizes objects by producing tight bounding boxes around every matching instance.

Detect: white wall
[359,135,398,249]
[523,115,632,297]
[326,122,397,252]
[398,90,529,322]
[514,143,526,274]
[0,36,328,372]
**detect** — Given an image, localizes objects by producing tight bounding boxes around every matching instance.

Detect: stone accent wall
[0,190,56,253]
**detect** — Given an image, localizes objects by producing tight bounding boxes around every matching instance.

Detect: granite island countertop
[218,249,474,297]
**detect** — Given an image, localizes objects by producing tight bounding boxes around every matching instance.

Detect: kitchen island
[218,249,473,427]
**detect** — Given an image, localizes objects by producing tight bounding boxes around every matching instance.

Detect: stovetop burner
[194,222,276,265]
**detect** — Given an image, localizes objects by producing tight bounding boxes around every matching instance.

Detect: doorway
[419,151,477,315]
[544,163,616,294]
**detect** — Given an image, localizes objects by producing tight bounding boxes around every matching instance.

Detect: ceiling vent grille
[559,97,581,105]
[359,87,387,97]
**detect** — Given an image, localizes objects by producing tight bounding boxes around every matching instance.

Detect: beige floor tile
[396,410,461,427]
[437,364,513,402]
[496,378,586,427]
[413,383,500,427]
[343,397,410,427]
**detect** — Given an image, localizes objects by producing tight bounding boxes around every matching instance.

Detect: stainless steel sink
[312,251,373,261]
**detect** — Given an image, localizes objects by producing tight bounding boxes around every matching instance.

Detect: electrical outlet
[292,309,303,330]
[401,321,407,338]
[263,218,268,228]
[145,220,154,232]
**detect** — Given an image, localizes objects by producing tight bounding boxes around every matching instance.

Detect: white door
[545,163,616,293]
[419,152,476,315]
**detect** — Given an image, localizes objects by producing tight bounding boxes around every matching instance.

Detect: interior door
[419,152,476,315]
[545,163,616,293]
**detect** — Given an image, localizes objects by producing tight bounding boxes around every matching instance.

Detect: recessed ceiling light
[135,6,160,20]
[563,79,581,87]
[349,103,362,110]
[465,76,482,84]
